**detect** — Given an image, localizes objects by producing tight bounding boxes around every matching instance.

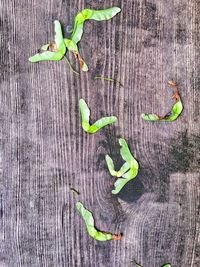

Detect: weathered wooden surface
[0,0,199,266]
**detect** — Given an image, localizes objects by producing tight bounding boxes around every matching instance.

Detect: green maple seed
[71,7,121,44]
[105,138,139,194]
[69,7,121,70]
[79,99,117,134]
[29,7,120,72]
[76,202,121,241]
[141,81,183,122]
[29,20,66,62]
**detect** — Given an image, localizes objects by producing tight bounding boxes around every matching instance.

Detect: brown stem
[94,76,123,87]
[112,234,122,240]
[64,56,80,76]
[73,52,85,70]
[155,113,164,120]
[168,80,180,101]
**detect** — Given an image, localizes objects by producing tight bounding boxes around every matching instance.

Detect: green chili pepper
[79,99,117,134]
[141,81,183,122]
[71,7,121,44]
[76,202,121,241]
[105,138,139,194]
[29,20,66,62]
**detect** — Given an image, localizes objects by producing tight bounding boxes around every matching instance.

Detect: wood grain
[0,0,199,266]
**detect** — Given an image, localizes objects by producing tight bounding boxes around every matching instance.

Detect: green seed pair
[141,81,183,122]
[79,98,139,194]
[29,7,121,72]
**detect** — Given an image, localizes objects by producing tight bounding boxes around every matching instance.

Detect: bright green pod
[141,113,160,121]
[79,99,117,134]
[141,81,183,122]
[166,100,183,121]
[71,7,121,44]
[76,202,121,241]
[29,7,121,71]
[29,20,66,62]
[105,138,139,194]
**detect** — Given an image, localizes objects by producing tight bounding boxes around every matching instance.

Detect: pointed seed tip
[28,57,34,62]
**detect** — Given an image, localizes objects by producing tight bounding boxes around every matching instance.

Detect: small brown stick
[70,187,80,195]
[64,56,80,76]
[94,76,123,87]
[132,259,142,267]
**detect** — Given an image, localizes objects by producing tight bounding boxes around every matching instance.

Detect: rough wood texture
[0,0,199,266]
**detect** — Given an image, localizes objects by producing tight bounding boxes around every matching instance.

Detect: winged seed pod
[105,138,139,194]
[76,202,121,241]
[141,81,183,122]
[69,7,121,71]
[71,7,121,44]
[29,7,121,72]
[29,20,66,62]
[79,99,117,134]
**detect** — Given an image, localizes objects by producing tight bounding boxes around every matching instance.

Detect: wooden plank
[0,0,199,266]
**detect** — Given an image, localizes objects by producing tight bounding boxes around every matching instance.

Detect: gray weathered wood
[0,0,199,266]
